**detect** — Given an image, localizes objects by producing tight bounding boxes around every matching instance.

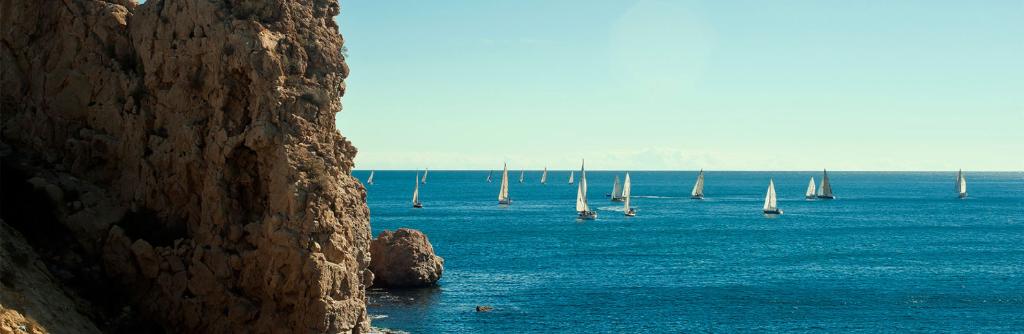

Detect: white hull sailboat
[623,172,636,216]
[609,175,624,202]
[805,177,816,199]
[412,173,423,208]
[421,168,428,184]
[540,167,548,184]
[568,171,575,185]
[691,169,705,199]
[498,163,512,205]
[519,170,525,184]
[367,170,375,185]
[576,160,597,220]
[956,169,968,199]
[763,178,782,215]
[816,169,834,199]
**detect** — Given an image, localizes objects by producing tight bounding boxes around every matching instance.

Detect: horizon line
[352,169,1023,173]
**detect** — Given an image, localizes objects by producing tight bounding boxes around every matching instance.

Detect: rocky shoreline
[1,0,378,332]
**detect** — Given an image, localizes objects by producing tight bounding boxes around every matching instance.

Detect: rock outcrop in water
[369,229,444,288]
[0,0,371,332]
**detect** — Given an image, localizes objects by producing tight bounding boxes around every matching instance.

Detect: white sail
[805,177,816,198]
[623,173,632,212]
[421,169,428,184]
[412,173,421,205]
[818,169,833,198]
[367,170,375,185]
[956,170,967,197]
[691,169,705,197]
[611,175,623,199]
[519,170,525,183]
[569,171,575,184]
[763,179,777,212]
[487,170,493,183]
[576,162,589,212]
[498,163,510,203]
[540,167,548,184]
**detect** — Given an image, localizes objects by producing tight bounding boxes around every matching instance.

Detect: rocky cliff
[0,0,371,332]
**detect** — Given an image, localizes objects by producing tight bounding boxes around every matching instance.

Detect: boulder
[369,229,444,288]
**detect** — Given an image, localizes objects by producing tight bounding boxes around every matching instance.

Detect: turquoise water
[360,171,1024,333]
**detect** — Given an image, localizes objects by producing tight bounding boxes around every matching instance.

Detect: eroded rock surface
[369,229,444,288]
[0,0,370,332]
[0,220,102,334]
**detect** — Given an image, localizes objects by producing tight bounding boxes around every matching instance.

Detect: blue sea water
[359,171,1024,333]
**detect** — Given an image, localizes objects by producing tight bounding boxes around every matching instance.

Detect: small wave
[632,195,675,199]
[370,314,389,320]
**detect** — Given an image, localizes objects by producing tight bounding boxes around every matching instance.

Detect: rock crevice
[0,0,370,332]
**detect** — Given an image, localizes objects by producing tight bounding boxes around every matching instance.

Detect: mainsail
[956,169,968,198]
[367,170,375,185]
[412,173,421,205]
[611,175,623,200]
[487,170,493,183]
[576,162,589,212]
[498,163,510,204]
[805,177,816,199]
[691,169,705,198]
[569,171,575,184]
[817,169,833,198]
[540,167,548,184]
[623,173,632,213]
[421,169,428,184]
[763,178,778,212]
[519,170,525,183]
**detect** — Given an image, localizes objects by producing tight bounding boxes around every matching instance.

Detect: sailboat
[609,175,624,202]
[623,172,636,216]
[540,167,548,184]
[486,170,493,183]
[519,170,525,184]
[816,169,834,199]
[691,169,705,199]
[421,168,428,184]
[498,163,512,205]
[576,160,597,220]
[412,173,423,208]
[366,170,375,185]
[955,169,968,199]
[805,177,816,199]
[568,171,575,184]
[763,178,782,215]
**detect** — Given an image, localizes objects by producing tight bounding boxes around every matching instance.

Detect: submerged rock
[370,229,444,288]
[475,305,493,312]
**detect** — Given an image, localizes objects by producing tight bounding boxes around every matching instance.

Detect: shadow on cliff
[1,156,166,334]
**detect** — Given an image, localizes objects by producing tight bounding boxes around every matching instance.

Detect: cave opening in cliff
[118,208,186,248]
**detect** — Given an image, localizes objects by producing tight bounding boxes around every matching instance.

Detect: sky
[334,0,1023,171]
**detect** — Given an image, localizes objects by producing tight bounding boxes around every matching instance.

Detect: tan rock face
[0,0,371,332]
[370,229,445,288]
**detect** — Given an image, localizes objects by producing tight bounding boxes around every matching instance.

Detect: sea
[358,170,1024,333]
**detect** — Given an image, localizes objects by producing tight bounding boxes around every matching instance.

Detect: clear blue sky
[335,0,1023,171]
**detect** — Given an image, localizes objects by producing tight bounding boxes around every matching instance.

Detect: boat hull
[413,203,423,208]
[958,193,968,199]
[763,209,782,215]
[577,211,598,220]
[498,199,512,205]
[625,209,636,217]
[816,195,835,199]
[610,197,625,202]
[691,195,703,200]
